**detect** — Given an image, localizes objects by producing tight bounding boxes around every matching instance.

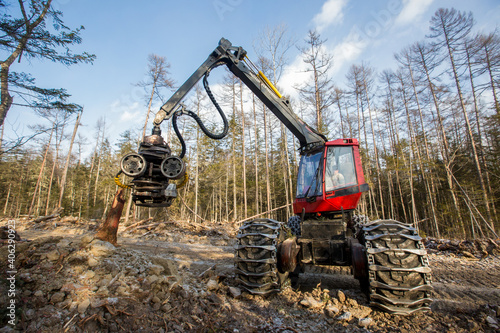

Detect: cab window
[324,146,357,192]
[296,151,323,198]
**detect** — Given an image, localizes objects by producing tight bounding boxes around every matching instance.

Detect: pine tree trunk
[363,72,385,219]
[93,128,105,206]
[284,130,294,219]
[388,75,409,224]
[86,127,101,217]
[124,191,133,224]
[28,126,54,217]
[195,92,201,223]
[3,183,11,215]
[252,95,260,215]
[443,28,494,232]
[101,186,111,220]
[45,120,66,215]
[407,62,440,237]
[399,80,419,227]
[263,103,272,218]
[231,80,237,222]
[142,81,157,140]
[484,41,500,115]
[225,153,229,222]
[359,99,378,218]
[378,109,396,220]
[313,66,321,130]
[337,98,346,138]
[58,110,82,207]
[416,46,465,232]
[240,81,248,218]
[466,43,498,223]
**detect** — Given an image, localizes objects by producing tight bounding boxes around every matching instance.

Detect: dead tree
[429,8,494,230]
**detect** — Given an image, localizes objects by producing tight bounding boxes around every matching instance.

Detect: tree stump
[95,188,126,245]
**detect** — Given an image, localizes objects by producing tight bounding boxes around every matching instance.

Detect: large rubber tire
[361,220,433,315]
[287,215,301,236]
[235,219,289,295]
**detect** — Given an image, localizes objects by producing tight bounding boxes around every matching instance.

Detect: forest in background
[0,7,499,240]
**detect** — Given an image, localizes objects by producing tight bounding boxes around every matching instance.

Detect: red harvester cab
[293,138,369,215]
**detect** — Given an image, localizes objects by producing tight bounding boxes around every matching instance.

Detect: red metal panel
[352,144,366,185]
[293,192,362,214]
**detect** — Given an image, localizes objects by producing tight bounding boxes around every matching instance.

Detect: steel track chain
[234,218,283,295]
[362,219,433,315]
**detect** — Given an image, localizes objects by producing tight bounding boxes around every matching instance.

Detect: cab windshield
[296,151,323,198]
[324,146,357,192]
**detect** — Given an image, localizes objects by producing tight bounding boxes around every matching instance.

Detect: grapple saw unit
[118,38,433,315]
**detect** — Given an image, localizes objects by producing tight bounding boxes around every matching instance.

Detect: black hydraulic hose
[171,61,229,159]
[173,107,227,159]
[201,62,229,140]
[172,112,186,159]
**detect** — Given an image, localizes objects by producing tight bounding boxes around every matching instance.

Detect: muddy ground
[0,217,499,332]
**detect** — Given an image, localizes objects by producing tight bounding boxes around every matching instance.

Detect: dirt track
[121,232,500,316]
[1,219,500,332]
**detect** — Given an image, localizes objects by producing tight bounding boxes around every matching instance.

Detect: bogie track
[235,219,289,295]
[234,218,433,315]
[360,219,433,315]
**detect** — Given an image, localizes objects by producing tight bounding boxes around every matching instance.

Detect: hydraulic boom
[152,38,326,154]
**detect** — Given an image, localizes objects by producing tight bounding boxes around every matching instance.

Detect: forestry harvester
[118,38,432,315]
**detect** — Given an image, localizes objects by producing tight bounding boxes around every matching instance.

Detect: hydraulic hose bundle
[172,62,229,158]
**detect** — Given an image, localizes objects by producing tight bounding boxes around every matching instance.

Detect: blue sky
[3,0,500,157]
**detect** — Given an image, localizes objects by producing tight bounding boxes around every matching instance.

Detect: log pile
[425,237,500,258]
[121,218,232,238]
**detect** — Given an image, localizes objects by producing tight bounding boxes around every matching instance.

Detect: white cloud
[330,29,368,74]
[110,99,142,123]
[279,28,367,99]
[279,53,310,99]
[395,0,434,26]
[313,0,348,32]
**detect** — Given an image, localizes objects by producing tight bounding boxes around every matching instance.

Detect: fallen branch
[107,271,123,288]
[79,313,100,326]
[135,223,161,231]
[63,313,78,332]
[122,217,153,232]
[235,203,292,225]
[198,264,217,279]
[140,230,153,238]
[33,207,64,223]
[415,218,430,224]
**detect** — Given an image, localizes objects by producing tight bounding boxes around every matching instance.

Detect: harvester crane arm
[153,38,326,154]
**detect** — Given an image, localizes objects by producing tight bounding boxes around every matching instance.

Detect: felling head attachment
[119,126,186,207]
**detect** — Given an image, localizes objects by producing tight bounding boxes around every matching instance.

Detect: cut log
[95,188,125,245]
[122,217,153,232]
